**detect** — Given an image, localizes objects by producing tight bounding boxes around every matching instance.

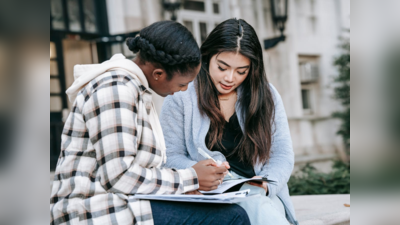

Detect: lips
[220,83,233,90]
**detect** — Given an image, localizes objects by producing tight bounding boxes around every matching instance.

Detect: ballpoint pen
[197,148,234,178]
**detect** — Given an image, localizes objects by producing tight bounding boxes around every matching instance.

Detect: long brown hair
[196,18,275,166]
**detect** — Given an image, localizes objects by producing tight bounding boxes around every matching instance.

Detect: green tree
[332,37,350,151]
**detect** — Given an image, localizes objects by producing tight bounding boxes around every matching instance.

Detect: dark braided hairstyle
[126,20,201,80]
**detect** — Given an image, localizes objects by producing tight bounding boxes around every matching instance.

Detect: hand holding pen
[197,148,234,178]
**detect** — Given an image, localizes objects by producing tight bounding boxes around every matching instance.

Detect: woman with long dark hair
[161,18,298,224]
[50,20,250,225]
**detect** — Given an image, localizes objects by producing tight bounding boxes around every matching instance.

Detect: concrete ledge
[292,194,350,225]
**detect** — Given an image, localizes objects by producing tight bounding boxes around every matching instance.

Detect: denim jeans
[150,200,251,225]
[225,171,290,225]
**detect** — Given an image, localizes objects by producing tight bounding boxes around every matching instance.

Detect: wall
[103,0,351,170]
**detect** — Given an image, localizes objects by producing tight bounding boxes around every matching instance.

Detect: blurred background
[5,0,400,223]
[50,0,350,180]
[7,0,400,224]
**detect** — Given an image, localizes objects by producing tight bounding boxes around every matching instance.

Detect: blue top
[160,82,298,224]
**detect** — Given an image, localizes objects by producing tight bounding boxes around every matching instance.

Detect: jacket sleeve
[82,81,199,195]
[160,93,198,169]
[259,84,295,197]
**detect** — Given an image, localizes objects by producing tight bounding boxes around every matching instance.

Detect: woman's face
[153,64,200,97]
[208,52,250,95]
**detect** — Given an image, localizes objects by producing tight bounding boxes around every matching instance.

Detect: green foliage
[332,37,350,147]
[288,161,350,195]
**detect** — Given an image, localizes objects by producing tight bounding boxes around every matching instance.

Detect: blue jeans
[150,200,251,225]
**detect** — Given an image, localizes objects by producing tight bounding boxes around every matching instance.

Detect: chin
[217,88,232,94]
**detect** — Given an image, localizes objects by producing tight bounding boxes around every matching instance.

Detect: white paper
[199,178,268,194]
[132,189,254,204]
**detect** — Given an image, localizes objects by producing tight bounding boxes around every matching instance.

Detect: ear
[152,68,167,81]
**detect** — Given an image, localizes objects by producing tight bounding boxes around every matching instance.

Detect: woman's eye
[238,71,246,75]
[218,66,226,71]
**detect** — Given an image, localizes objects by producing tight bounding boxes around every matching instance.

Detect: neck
[133,57,154,89]
[219,90,237,100]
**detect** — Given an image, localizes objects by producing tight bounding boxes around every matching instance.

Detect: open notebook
[200,177,274,194]
[132,178,274,204]
[132,189,260,204]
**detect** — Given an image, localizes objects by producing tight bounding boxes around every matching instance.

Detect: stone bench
[292,194,350,225]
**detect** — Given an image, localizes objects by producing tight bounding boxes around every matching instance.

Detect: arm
[82,81,199,195]
[160,94,198,169]
[259,84,294,197]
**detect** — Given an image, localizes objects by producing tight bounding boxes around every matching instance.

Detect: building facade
[50,0,350,171]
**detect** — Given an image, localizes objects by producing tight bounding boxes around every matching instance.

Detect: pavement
[292,194,350,225]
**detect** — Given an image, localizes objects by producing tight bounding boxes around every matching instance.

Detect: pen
[197,148,234,178]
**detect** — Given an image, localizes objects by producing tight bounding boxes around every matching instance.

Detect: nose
[224,70,234,83]
[180,85,189,92]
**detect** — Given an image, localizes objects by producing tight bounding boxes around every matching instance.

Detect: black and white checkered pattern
[50,70,199,225]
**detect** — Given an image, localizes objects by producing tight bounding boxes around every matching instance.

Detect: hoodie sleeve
[81,79,199,194]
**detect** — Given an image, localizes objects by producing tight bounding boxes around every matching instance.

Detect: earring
[156,78,158,80]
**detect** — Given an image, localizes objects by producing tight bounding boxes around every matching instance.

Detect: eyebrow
[217,60,250,69]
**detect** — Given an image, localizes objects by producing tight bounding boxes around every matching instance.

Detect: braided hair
[126,21,201,80]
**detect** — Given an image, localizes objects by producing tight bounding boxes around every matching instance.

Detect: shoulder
[268,83,281,102]
[83,71,143,97]
[76,71,144,110]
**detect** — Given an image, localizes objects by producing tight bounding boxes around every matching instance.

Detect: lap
[150,200,250,225]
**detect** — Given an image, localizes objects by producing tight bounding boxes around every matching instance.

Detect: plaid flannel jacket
[50,70,199,225]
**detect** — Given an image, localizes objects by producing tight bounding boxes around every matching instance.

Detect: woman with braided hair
[161,18,299,224]
[50,20,250,225]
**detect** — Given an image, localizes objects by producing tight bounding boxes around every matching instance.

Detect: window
[213,2,220,14]
[298,55,319,83]
[50,0,100,34]
[183,1,205,12]
[183,20,194,35]
[199,22,208,43]
[301,89,311,110]
[67,0,82,32]
[177,0,223,45]
[84,0,98,33]
[51,0,65,30]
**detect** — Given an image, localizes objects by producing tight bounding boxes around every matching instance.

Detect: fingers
[222,161,230,169]
[206,185,219,191]
[199,185,219,191]
[216,173,225,180]
[247,182,262,187]
[185,190,203,195]
[214,165,227,174]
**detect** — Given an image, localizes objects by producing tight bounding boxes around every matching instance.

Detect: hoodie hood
[66,53,148,103]
[65,53,167,165]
